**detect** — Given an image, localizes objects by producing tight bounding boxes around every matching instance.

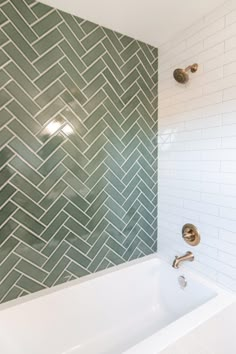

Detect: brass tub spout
[172,251,194,269]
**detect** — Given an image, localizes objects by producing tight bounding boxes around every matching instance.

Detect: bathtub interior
[0,257,219,354]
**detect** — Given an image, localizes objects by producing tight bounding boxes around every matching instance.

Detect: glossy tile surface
[0,0,158,303]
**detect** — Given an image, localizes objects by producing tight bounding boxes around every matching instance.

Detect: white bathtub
[0,255,235,354]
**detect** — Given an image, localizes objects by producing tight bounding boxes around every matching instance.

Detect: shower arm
[185,63,198,73]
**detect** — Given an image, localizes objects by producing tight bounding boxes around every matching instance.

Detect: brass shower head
[173,63,198,84]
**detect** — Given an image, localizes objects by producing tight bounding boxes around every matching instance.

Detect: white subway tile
[159,0,236,291]
[226,9,236,26]
[225,34,236,51]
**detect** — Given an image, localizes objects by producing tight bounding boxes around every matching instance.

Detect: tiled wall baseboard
[0,0,158,303]
[158,0,236,291]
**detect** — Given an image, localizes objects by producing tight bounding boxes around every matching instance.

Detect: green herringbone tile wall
[0,0,158,304]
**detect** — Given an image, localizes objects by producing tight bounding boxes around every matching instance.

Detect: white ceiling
[40,0,226,46]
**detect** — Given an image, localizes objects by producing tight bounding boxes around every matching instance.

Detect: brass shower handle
[182,224,201,246]
[182,231,196,242]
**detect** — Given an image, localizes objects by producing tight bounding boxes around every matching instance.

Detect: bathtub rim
[0,253,234,313]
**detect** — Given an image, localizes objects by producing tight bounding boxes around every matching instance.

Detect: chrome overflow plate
[178,275,187,289]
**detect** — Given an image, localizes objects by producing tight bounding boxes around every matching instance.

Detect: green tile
[15,256,46,280]
[60,73,87,103]
[60,91,87,120]
[62,141,88,167]
[8,119,41,151]
[85,163,107,189]
[2,3,37,43]
[3,43,38,80]
[10,156,43,185]
[0,183,16,207]
[0,270,21,301]
[0,165,14,189]
[63,187,89,211]
[0,105,12,128]
[0,127,13,149]
[44,257,70,287]
[106,250,124,266]
[121,83,139,105]
[38,164,66,193]
[102,53,123,81]
[87,232,108,259]
[86,205,108,232]
[34,64,64,91]
[31,2,52,18]
[13,209,45,235]
[102,38,123,66]
[12,191,44,219]
[0,89,11,107]
[59,40,86,73]
[103,68,124,96]
[107,238,125,257]
[9,137,42,169]
[88,245,109,272]
[63,171,89,197]
[103,28,123,53]
[0,10,7,25]
[33,28,62,55]
[86,178,106,204]
[36,81,64,108]
[11,174,44,203]
[84,105,106,130]
[40,196,67,225]
[82,27,105,50]
[83,59,105,82]
[10,0,37,24]
[40,212,68,242]
[0,147,14,168]
[0,0,158,303]
[14,243,47,267]
[1,286,22,303]
[38,133,64,160]
[17,275,46,294]
[87,219,108,245]
[43,241,69,272]
[85,134,106,160]
[84,90,106,114]
[35,97,64,125]
[103,113,123,139]
[6,82,39,116]
[33,11,62,36]
[34,46,64,73]
[85,149,107,176]
[65,218,89,239]
[83,74,106,99]
[59,22,85,56]
[66,247,90,268]
[3,23,38,61]
[0,70,10,87]
[38,148,66,177]
[59,11,85,40]
[67,262,89,278]
[105,210,125,231]
[42,227,69,257]
[0,29,8,46]
[0,232,18,261]
[40,180,67,209]
[66,232,90,254]
[103,84,124,110]
[82,43,105,66]
[65,202,89,226]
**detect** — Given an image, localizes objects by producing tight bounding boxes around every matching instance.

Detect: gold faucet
[172,251,194,269]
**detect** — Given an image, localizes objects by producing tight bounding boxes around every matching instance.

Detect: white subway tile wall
[158,0,236,291]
